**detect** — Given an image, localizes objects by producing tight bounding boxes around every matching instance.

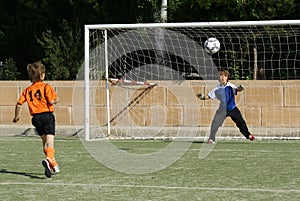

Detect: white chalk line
[1,182,299,193]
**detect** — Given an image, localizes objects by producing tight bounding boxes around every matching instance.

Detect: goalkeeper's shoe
[207,139,216,144]
[249,134,255,141]
[42,159,52,178]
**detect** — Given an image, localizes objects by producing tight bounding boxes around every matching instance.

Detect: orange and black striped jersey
[17,81,58,115]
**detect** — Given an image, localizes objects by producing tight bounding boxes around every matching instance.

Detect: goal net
[78,20,300,141]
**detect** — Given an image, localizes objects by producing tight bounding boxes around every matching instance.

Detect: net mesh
[81,21,300,140]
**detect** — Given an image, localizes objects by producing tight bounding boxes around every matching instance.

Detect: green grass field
[1,136,300,201]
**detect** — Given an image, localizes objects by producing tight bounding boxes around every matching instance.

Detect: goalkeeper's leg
[228,107,255,140]
[209,108,226,142]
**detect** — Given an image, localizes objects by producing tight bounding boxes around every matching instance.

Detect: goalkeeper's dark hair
[27,61,46,82]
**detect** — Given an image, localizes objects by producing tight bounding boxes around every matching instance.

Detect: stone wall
[1,80,300,130]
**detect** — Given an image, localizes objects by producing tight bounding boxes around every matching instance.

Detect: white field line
[1,182,300,193]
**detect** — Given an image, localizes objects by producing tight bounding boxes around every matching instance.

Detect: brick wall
[1,80,300,128]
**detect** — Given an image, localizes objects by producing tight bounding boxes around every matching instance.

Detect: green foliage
[0,58,20,80]
[170,0,296,21]
[0,0,300,80]
[37,20,83,80]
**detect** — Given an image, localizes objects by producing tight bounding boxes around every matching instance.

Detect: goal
[79,20,300,141]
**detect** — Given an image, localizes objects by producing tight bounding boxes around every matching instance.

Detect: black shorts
[32,112,55,136]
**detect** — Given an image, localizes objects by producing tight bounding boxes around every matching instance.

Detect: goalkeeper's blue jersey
[208,82,237,111]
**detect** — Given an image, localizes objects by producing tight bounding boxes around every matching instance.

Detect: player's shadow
[0,169,44,179]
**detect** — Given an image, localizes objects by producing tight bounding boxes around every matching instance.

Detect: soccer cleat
[42,159,52,178]
[249,134,255,141]
[53,165,60,174]
[46,157,60,174]
[207,139,216,144]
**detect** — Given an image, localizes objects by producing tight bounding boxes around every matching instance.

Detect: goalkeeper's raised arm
[197,93,210,100]
[236,84,244,92]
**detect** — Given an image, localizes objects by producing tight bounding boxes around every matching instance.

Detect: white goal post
[83,20,300,141]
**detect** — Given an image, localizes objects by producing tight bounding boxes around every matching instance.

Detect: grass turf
[0,136,300,201]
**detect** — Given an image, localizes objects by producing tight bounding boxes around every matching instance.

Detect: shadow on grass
[192,141,205,143]
[0,169,45,179]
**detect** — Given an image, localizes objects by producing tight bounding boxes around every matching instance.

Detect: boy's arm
[45,84,59,105]
[49,97,59,105]
[13,104,21,123]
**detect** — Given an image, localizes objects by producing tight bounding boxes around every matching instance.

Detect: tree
[0,0,46,78]
[37,20,82,80]
[0,58,20,80]
[0,0,300,80]
[169,0,296,22]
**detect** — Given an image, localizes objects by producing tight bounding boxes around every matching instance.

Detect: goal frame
[84,20,300,141]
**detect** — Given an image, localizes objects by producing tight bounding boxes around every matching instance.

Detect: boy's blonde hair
[27,61,46,82]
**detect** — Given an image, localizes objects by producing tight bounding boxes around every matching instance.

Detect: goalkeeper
[197,70,255,144]
[13,61,60,178]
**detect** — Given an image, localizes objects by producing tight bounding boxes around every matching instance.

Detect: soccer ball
[204,37,220,54]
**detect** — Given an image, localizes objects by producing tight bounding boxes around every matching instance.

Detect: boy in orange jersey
[13,61,60,178]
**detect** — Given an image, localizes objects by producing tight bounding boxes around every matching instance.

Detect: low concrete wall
[1,80,299,135]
